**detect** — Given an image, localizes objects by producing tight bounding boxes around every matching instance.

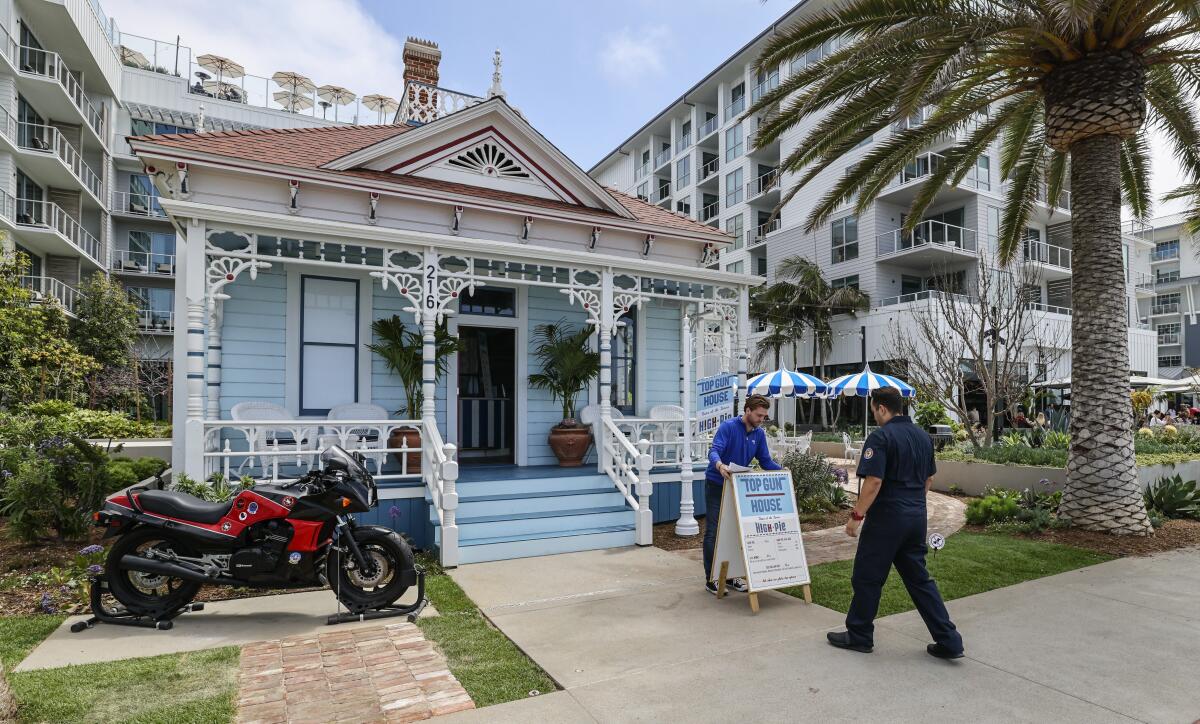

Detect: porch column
[182,217,207,479]
[598,269,614,472]
[422,247,457,565]
[737,285,750,405]
[206,303,222,421]
[676,303,699,536]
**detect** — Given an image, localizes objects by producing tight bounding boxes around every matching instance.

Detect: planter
[387,427,423,474]
[548,426,593,467]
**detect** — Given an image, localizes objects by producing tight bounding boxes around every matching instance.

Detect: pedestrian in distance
[702,394,782,595]
[826,387,964,659]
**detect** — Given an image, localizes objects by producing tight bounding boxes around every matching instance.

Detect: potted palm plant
[368,315,460,471]
[528,319,601,467]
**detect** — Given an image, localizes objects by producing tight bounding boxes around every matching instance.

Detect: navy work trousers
[702,480,724,580]
[845,499,963,653]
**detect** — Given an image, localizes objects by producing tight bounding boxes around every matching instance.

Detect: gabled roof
[128,108,729,240]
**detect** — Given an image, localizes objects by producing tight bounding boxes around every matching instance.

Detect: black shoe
[927,643,964,659]
[826,631,872,653]
[726,577,748,592]
[705,581,719,596]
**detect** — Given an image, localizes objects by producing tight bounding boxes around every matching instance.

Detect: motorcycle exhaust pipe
[119,555,215,584]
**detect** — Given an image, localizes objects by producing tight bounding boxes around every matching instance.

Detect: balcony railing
[699,115,719,139]
[2,193,104,266]
[1033,183,1071,212]
[750,72,780,103]
[677,131,692,153]
[1152,302,1180,315]
[890,151,988,191]
[698,157,720,182]
[395,80,482,125]
[17,122,103,200]
[137,309,174,333]
[1130,270,1156,291]
[701,201,719,223]
[3,33,107,140]
[750,219,780,246]
[1122,218,1153,242]
[1154,271,1180,285]
[654,146,672,169]
[113,249,175,275]
[1024,301,1072,316]
[1151,247,1179,262]
[634,161,650,181]
[1158,333,1180,345]
[746,169,778,199]
[876,220,979,257]
[20,275,82,316]
[725,96,746,121]
[112,190,167,218]
[1023,240,1072,270]
[878,289,972,308]
[650,186,671,205]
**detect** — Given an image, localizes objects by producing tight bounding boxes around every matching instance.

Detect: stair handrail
[601,418,654,544]
[422,419,459,566]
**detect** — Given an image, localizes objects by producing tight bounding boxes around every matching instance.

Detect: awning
[124,102,265,133]
[1034,375,1179,389]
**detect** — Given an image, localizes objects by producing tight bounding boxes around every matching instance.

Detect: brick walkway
[236,623,473,723]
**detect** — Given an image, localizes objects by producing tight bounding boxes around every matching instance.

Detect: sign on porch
[711,469,812,612]
[696,372,738,434]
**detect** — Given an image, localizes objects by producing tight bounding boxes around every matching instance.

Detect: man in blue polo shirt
[703,394,781,595]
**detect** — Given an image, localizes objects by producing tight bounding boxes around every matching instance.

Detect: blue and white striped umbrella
[745,368,829,398]
[826,366,916,398]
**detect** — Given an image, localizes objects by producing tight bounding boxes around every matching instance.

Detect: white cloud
[106,0,408,121]
[1147,128,1189,218]
[598,26,671,85]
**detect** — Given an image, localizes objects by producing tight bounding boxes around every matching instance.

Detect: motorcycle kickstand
[70,575,204,633]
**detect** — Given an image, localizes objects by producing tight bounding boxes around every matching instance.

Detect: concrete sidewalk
[447,545,1200,723]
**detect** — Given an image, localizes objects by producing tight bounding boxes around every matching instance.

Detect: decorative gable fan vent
[447,142,530,179]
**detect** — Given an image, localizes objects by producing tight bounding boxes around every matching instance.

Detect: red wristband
[850,510,865,521]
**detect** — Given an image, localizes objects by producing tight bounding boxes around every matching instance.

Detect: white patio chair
[648,405,686,463]
[796,429,813,455]
[325,403,389,474]
[842,432,861,464]
[230,401,318,475]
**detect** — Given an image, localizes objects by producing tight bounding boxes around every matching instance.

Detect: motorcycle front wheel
[104,528,203,617]
[327,528,414,612]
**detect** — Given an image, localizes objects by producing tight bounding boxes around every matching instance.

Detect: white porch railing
[422,419,460,567]
[602,417,653,544]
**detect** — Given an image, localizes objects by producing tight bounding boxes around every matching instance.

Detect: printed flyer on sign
[733,471,811,590]
[696,372,738,435]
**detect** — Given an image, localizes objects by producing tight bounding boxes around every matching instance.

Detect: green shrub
[1143,474,1200,520]
[915,401,951,429]
[1042,431,1070,450]
[782,451,839,513]
[1,406,170,442]
[999,431,1030,448]
[965,494,1021,525]
[170,472,254,503]
[0,437,125,542]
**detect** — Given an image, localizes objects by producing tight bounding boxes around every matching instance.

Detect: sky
[104,0,1190,218]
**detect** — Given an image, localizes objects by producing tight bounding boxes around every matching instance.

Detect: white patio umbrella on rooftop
[272,71,316,96]
[196,53,244,86]
[119,45,149,69]
[273,91,314,113]
[317,84,356,122]
[362,93,399,124]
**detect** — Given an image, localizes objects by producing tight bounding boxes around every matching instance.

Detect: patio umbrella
[272,70,316,96]
[196,53,244,86]
[362,93,399,123]
[119,45,149,69]
[745,368,829,398]
[317,84,356,122]
[273,91,314,113]
[825,365,916,437]
[203,80,244,102]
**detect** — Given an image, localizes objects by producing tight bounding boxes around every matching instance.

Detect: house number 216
[425,264,436,310]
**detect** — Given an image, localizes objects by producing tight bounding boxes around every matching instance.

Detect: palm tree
[749,1,1200,535]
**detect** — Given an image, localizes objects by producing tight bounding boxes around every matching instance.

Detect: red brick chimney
[403,37,441,87]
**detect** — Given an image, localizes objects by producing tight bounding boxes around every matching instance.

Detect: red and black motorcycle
[83,446,423,629]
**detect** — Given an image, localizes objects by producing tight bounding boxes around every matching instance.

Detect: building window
[832,214,859,263]
[611,312,636,414]
[675,156,691,189]
[1156,269,1180,284]
[725,168,744,206]
[726,213,744,250]
[126,286,174,331]
[127,230,176,267]
[756,256,768,277]
[1157,322,1180,342]
[131,119,195,136]
[726,261,744,274]
[1159,355,1182,368]
[975,155,991,191]
[725,124,743,162]
[460,286,515,317]
[831,275,859,290]
[1153,239,1180,261]
[300,276,359,415]
[15,243,41,276]
[636,181,648,201]
[15,171,43,223]
[676,198,691,214]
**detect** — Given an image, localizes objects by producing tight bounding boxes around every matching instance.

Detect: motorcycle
[85,445,423,628]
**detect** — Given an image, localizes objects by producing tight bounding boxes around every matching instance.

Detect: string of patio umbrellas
[745,365,916,437]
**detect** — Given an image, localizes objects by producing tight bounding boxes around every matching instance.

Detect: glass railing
[653,146,672,169]
[701,201,719,222]
[878,290,972,308]
[137,309,175,332]
[1033,183,1071,212]
[634,161,650,181]
[746,169,778,198]
[650,186,671,205]
[697,157,720,182]
[112,190,167,218]
[1024,301,1072,316]
[876,220,980,257]
[1151,302,1180,315]
[20,275,82,315]
[725,96,746,121]
[1122,218,1153,242]
[112,249,175,275]
[750,219,780,245]
[6,194,104,266]
[1158,333,1180,345]
[699,115,719,139]
[891,151,988,191]
[1023,240,1072,270]
[750,73,779,103]
[677,132,692,153]
[17,122,103,199]
[1153,272,1179,286]
[4,33,107,140]
[1151,247,1179,262]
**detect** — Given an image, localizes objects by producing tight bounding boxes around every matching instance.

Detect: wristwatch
[849,510,865,521]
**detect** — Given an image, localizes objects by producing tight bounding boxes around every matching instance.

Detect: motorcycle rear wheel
[105,528,203,617]
[327,529,414,613]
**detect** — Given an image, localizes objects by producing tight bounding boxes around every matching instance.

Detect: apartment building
[1139,213,1200,378]
[590,0,1159,391]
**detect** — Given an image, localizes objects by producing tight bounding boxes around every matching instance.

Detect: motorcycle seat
[138,489,235,524]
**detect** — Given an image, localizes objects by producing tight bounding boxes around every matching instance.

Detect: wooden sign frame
[711,471,812,613]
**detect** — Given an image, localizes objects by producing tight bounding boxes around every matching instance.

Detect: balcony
[876,220,979,261]
[677,131,692,154]
[881,151,990,205]
[878,289,972,308]
[1033,183,1071,213]
[700,201,719,224]
[1151,247,1179,262]
[112,190,168,219]
[1151,302,1180,315]
[653,146,672,170]
[1023,240,1072,279]
[0,28,108,148]
[725,96,746,122]
[20,275,82,316]
[1024,301,1072,316]
[746,169,779,200]
[1130,270,1156,294]
[395,80,483,125]
[112,249,175,276]
[749,219,780,246]
[634,161,650,181]
[697,157,720,184]
[1122,218,1153,243]
[0,192,104,268]
[699,115,719,140]
[138,310,174,334]
[16,122,104,205]
[750,72,780,103]
[650,186,671,206]
[1158,333,1180,345]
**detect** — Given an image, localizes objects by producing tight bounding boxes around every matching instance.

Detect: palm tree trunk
[1058,133,1152,535]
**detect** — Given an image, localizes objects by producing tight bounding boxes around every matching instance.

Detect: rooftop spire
[488,48,506,100]
[196,103,206,134]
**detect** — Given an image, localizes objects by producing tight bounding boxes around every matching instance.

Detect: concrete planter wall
[86,438,172,463]
[932,459,1200,496]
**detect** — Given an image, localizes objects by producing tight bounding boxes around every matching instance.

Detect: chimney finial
[488,48,506,100]
[196,103,206,134]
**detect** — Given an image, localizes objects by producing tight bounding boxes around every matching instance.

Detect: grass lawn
[0,615,66,670]
[786,531,1113,616]
[418,562,556,708]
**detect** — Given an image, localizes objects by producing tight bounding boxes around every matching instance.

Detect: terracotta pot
[548,425,593,467]
[387,427,423,474]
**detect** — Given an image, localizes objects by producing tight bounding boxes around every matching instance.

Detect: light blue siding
[526,285,588,466]
[370,280,447,437]
[643,301,682,411]
[220,267,286,417]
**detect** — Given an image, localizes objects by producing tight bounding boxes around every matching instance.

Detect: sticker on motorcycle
[221,521,232,532]
[282,496,295,507]
[288,552,302,565]
[238,511,247,521]
[247,502,259,515]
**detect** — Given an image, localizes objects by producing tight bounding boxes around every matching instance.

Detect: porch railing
[422,419,460,567]
[601,417,653,544]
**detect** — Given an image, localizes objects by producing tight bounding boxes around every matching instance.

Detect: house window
[831,275,859,290]
[726,213,744,250]
[130,119,195,136]
[1159,355,1182,367]
[832,214,859,263]
[975,155,991,190]
[459,286,515,317]
[725,124,743,162]
[1154,239,1179,261]
[611,312,636,414]
[725,168,744,206]
[300,276,359,415]
[726,261,744,274]
[127,230,176,266]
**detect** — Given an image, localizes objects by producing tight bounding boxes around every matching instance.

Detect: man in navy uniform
[826,387,964,659]
[703,394,781,595]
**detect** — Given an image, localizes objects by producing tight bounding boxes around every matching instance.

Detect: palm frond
[1119,131,1153,218]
